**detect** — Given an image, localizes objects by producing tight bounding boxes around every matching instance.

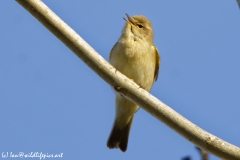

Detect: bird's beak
[123,13,134,25]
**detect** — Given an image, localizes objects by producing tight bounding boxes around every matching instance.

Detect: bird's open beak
[123,13,134,25]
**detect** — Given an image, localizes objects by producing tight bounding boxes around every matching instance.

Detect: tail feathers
[107,116,133,152]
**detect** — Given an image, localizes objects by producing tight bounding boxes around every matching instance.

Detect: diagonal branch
[16,0,240,159]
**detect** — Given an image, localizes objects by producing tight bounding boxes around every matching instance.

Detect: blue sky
[0,1,240,160]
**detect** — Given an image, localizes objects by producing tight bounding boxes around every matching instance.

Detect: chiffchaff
[107,14,160,152]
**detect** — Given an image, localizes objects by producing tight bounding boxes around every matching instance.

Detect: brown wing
[153,45,160,81]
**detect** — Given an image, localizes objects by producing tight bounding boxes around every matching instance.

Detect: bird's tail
[107,116,133,152]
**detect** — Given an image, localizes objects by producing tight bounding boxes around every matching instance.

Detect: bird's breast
[110,38,156,91]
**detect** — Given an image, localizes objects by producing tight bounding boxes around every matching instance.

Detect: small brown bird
[107,14,160,152]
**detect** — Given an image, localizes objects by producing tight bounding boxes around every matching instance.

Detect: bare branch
[237,0,240,8]
[15,0,240,159]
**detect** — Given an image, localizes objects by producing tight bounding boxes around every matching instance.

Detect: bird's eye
[137,24,143,28]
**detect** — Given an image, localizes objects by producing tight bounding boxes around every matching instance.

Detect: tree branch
[237,0,240,8]
[16,0,240,159]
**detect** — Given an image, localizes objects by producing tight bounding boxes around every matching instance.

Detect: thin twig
[237,0,240,8]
